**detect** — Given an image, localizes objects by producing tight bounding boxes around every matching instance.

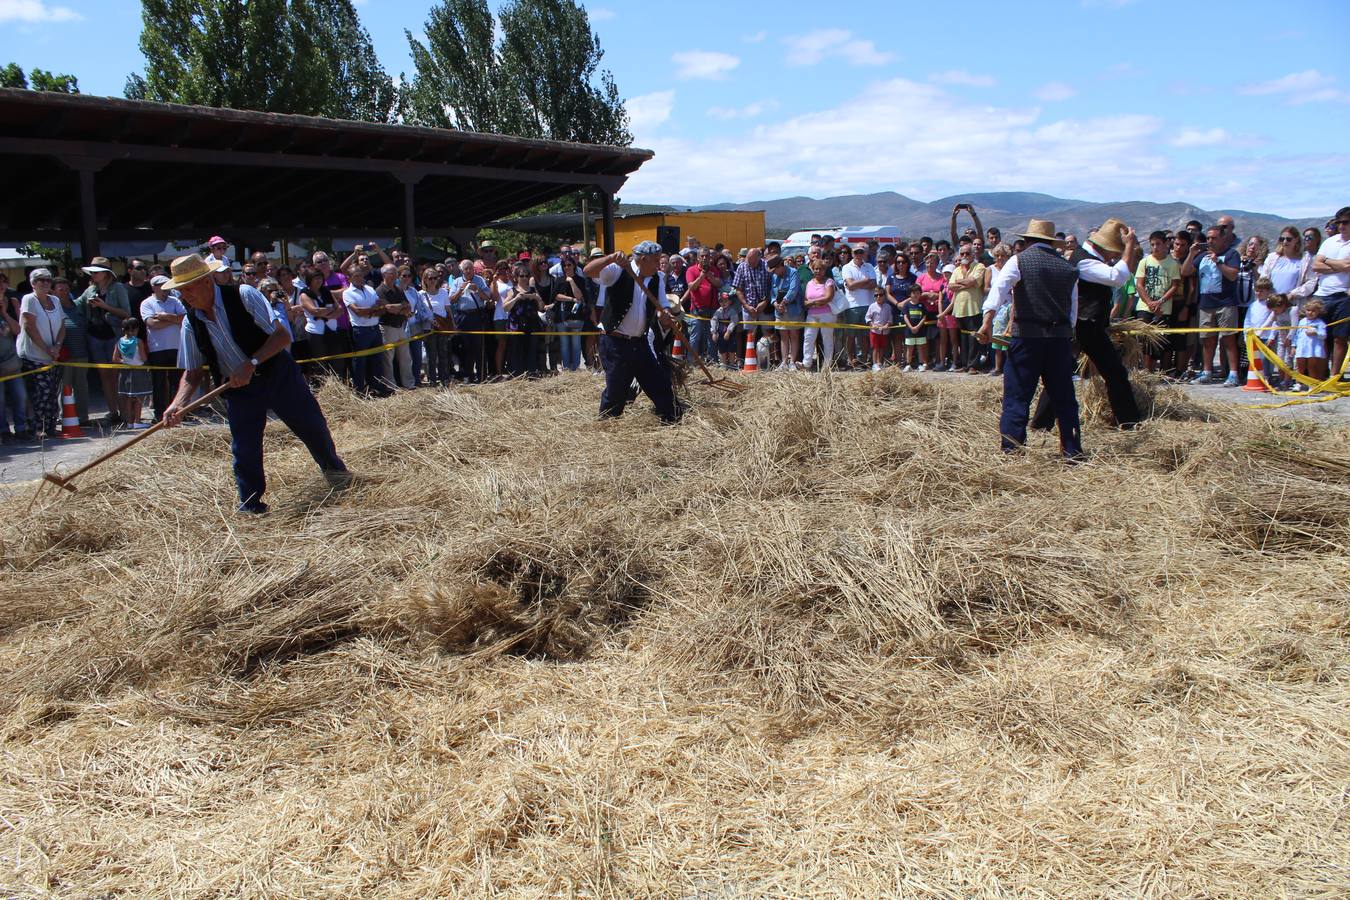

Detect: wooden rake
[33,382,232,504]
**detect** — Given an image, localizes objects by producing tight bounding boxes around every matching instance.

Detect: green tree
[1,63,26,89]
[2,63,80,92]
[28,69,80,93]
[404,0,630,146]
[403,0,503,132]
[128,0,394,122]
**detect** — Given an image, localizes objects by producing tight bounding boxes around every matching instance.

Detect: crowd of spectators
[1,204,1347,442]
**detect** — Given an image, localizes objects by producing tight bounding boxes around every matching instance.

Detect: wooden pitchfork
[34,382,232,501]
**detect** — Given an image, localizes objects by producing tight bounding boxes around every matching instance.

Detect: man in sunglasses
[125,258,153,310]
[1312,206,1350,378]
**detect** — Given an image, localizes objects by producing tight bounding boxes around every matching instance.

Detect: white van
[833,225,904,249]
[778,227,841,259]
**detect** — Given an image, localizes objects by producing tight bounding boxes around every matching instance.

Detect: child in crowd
[1293,298,1328,391]
[113,316,152,429]
[1249,288,1293,389]
[901,285,929,371]
[711,291,741,369]
[864,291,893,371]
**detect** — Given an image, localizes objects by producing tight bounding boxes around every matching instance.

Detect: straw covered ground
[1,370,1348,897]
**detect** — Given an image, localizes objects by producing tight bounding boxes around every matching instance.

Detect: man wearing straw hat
[978,219,1084,459]
[160,254,348,514]
[1030,217,1143,431]
[583,240,682,423]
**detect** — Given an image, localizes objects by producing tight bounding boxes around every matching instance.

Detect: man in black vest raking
[161,254,349,514]
[583,240,683,423]
[977,219,1084,459]
[1030,217,1143,431]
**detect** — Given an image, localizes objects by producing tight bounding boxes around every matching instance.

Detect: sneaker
[902,365,913,372]
[918,364,928,372]
[871,363,882,372]
[1190,372,1214,385]
[237,502,270,515]
[1222,373,1240,387]
[989,369,1003,377]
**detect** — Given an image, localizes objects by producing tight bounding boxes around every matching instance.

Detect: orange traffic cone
[742,329,759,372]
[59,384,84,438]
[1242,353,1269,392]
[671,329,685,360]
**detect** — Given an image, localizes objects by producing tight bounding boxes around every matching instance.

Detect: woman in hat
[16,268,66,439]
[79,257,131,425]
[160,254,348,515]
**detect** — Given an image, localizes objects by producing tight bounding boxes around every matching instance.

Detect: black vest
[1068,246,1115,324]
[1012,244,1077,339]
[600,266,661,337]
[188,284,277,383]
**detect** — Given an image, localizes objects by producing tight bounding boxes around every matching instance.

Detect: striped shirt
[177,284,279,374]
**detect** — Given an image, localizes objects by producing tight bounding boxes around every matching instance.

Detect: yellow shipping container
[596,210,765,255]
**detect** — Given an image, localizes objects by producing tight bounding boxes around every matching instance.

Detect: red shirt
[685,264,718,312]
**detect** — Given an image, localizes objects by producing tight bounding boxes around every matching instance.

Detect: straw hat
[81,256,114,275]
[161,253,228,291]
[1017,220,1062,244]
[1088,218,1129,254]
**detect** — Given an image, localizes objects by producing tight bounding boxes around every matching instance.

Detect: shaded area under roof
[0,89,652,253]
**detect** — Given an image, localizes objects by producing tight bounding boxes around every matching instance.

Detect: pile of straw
[1,371,1347,896]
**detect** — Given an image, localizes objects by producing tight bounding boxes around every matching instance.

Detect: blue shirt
[771,267,804,318]
[1198,247,1241,309]
[450,275,490,314]
[177,284,279,373]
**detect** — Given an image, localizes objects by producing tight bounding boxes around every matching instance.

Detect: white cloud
[588,6,615,21]
[625,90,675,136]
[929,69,996,88]
[1034,81,1076,102]
[620,78,1176,208]
[707,100,779,121]
[784,29,895,67]
[0,0,81,23]
[672,50,740,80]
[744,30,767,44]
[1169,128,1230,148]
[1240,69,1350,103]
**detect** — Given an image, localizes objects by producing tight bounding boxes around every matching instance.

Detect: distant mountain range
[635,191,1322,242]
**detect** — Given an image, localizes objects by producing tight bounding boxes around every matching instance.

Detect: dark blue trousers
[1000,336,1083,458]
[350,325,389,396]
[599,333,679,423]
[226,352,347,508]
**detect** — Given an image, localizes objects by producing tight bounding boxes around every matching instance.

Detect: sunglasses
[1278,236,1295,243]
[129,264,146,270]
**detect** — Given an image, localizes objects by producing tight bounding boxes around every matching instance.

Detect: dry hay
[1,370,1348,898]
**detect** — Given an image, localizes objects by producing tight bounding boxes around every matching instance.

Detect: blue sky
[4,0,1347,217]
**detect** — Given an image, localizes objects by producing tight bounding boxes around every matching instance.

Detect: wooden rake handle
[43,381,233,492]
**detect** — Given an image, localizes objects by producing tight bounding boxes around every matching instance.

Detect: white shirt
[16,292,64,362]
[595,261,669,338]
[840,260,877,309]
[985,252,1080,323]
[1076,243,1133,288]
[1314,234,1350,296]
[343,284,383,327]
[492,280,512,321]
[139,293,187,353]
[425,287,450,318]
